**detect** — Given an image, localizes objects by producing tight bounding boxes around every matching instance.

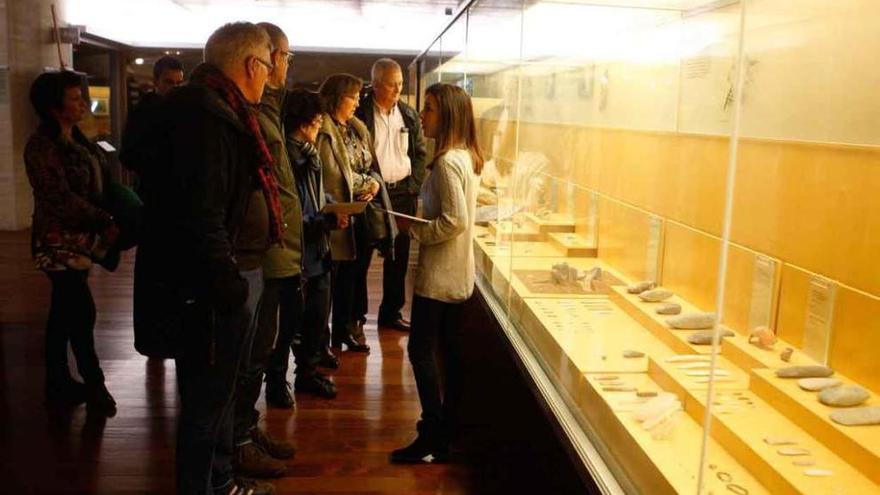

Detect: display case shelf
[750,369,880,485]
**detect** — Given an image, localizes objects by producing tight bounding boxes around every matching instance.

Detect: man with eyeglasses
[355,58,427,333]
[230,21,300,482]
[134,22,278,495]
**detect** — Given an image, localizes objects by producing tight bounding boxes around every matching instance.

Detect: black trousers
[265,274,329,381]
[332,225,371,342]
[362,193,416,325]
[295,272,331,375]
[407,294,465,437]
[45,269,104,385]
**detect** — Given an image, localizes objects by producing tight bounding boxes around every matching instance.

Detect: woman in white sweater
[390,83,482,464]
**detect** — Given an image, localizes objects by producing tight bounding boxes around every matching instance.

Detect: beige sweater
[410,149,479,303]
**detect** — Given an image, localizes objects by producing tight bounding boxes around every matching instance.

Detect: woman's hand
[335,214,350,229]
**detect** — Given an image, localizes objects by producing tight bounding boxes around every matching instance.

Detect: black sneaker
[389,434,449,464]
[265,379,294,409]
[294,374,337,399]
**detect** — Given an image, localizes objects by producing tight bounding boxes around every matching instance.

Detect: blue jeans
[175,268,263,494]
[234,270,275,445]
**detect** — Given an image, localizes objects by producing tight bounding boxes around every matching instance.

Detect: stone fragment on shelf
[777,447,810,456]
[803,469,833,477]
[775,365,834,379]
[667,312,716,330]
[829,407,880,426]
[665,355,711,363]
[748,325,778,350]
[633,393,682,438]
[550,262,578,284]
[685,369,731,377]
[780,347,794,362]
[818,386,870,407]
[677,362,712,369]
[638,288,673,302]
[656,303,682,315]
[687,329,735,345]
[603,386,636,392]
[763,437,797,446]
[797,377,842,392]
[627,280,656,294]
[622,350,645,359]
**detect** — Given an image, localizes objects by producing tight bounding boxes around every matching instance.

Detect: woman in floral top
[24,71,118,416]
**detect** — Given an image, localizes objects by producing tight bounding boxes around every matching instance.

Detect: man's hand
[336,213,350,230]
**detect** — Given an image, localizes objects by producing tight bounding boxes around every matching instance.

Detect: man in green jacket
[232,22,300,480]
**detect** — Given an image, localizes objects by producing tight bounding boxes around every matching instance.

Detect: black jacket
[134,71,258,311]
[356,93,427,197]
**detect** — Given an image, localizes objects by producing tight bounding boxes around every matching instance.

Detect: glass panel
[415,0,878,492]
[722,1,880,494]
[467,0,525,313]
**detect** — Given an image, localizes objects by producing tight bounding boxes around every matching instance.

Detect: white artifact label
[802,276,837,363]
[645,216,662,282]
[748,255,776,330]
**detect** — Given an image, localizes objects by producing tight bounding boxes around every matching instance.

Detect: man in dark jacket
[120,55,184,193]
[355,58,427,332]
[134,23,277,495]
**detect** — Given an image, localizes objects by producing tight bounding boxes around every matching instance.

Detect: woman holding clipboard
[390,83,482,463]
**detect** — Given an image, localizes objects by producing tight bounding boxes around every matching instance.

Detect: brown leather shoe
[233,442,286,478]
[251,428,296,460]
[379,318,410,332]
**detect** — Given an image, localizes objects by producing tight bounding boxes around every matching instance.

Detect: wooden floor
[0,230,592,494]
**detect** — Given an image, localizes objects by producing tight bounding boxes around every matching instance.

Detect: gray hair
[371,58,401,83]
[257,22,287,52]
[204,22,272,74]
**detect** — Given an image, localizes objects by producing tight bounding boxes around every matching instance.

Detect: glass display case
[410,1,880,493]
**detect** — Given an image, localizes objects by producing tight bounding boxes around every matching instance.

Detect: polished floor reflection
[0,230,475,494]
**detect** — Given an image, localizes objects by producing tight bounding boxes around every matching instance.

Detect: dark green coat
[258,86,303,279]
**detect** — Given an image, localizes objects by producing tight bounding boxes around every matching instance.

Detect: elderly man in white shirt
[355,58,427,332]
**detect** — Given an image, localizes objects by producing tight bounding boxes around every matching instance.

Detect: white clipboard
[374,207,431,224]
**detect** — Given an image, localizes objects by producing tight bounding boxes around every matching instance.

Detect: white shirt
[372,100,411,184]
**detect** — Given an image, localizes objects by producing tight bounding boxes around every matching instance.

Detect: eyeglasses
[253,55,274,72]
[286,51,295,64]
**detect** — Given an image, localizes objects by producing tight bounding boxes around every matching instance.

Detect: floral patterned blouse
[336,120,378,196]
[24,127,113,271]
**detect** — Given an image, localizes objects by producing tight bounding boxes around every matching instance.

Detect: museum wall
[0,0,73,230]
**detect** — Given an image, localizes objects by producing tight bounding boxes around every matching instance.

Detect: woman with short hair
[390,83,482,463]
[25,71,119,417]
[316,73,385,354]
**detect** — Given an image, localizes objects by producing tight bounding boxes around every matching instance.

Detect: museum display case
[410,1,880,493]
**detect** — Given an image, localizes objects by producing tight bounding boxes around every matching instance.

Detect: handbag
[362,201,389,245]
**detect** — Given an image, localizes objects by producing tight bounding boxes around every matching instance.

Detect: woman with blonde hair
[390,83,482,463]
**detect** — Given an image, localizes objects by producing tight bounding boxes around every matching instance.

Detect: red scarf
[192,63,284,244]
